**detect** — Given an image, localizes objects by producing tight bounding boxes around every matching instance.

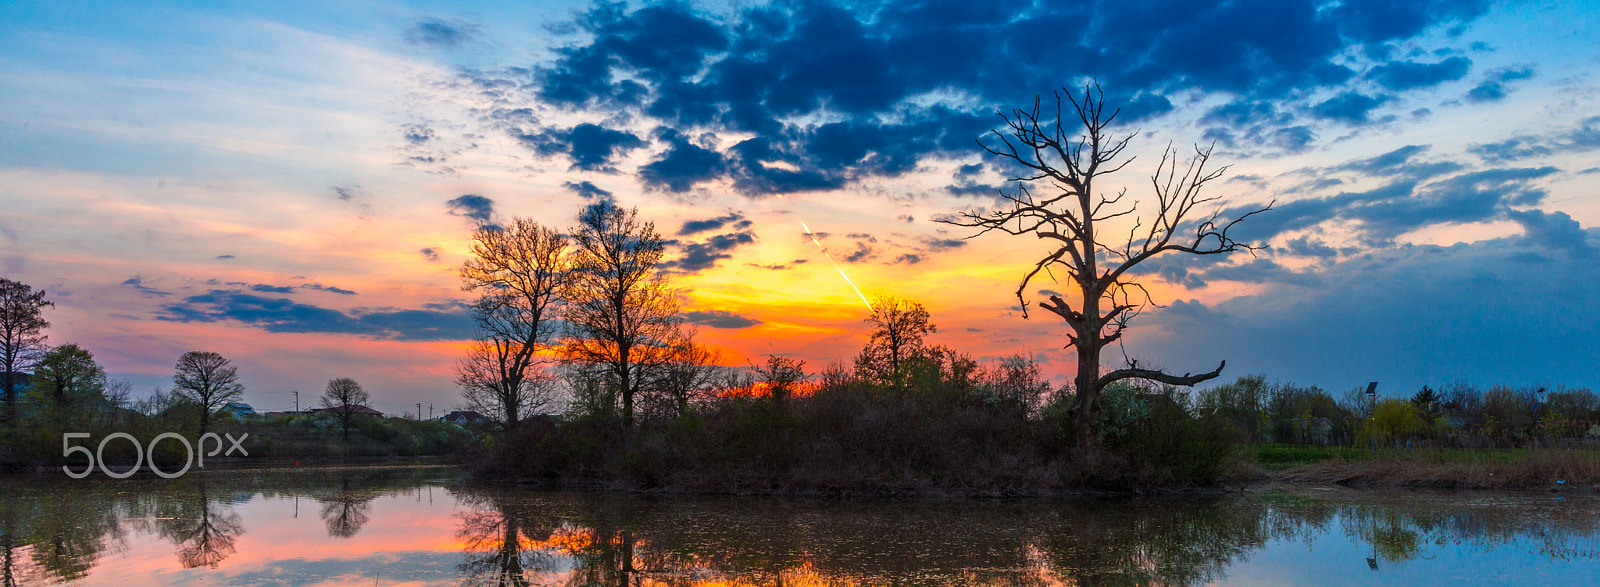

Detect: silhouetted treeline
[1193,375,1600,448]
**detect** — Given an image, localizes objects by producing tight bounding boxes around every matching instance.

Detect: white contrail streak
[801,221,873,312]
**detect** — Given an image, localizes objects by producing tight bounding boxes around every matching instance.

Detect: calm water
[2,467,1599,585]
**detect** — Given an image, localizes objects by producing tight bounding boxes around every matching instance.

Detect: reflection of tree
[0,485,126,585]
[317,475,379,538]
[454,490,562,587]
[154,479,243,569]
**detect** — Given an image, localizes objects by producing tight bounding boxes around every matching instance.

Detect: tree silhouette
[562,202,681,429]
[458,218,569,432]
[942,84,1271,451]
[751,355,806,407]
[320,377,371,442]
[171,351,246,435]
[317,476,377,538]
[454,490,562,587]
[854,295,936,390]
[0,278,52,426]
[647,337,725,419]
[155,480,243,569]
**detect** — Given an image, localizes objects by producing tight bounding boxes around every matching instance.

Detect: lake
[2,466,1598,585]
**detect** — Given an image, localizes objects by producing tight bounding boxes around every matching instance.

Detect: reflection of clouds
[10,475,1600,585]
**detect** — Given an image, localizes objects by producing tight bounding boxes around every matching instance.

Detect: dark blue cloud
[682,309,762,329]
[563,180,614,201]
[1466,65,1535,103]
[1367,56,1471,90]
[446,194,496,225]
[639,129,725,192]
[518,123,645,172]
[1467,117,1600,162]
[664,230,757,272]
[399,124,434,145]
[120,276,170,296]
[156,291,473,341]
[1507,209,1596,258]
[485,0,1494,195]
[1311,91,1390,124]
[420,248,440,262]
[404,17,480,48]
[1334,145,1464,181]
[302,283,357,295]
[679,212,750,236]
[249,284,296,294]
[1231,165,1557,243]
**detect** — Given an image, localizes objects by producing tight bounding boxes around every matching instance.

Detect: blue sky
[2,0,1598,413]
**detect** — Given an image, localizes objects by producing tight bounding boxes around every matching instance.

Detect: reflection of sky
[20,483,1600,586]
[1220,510,1600,586]
[92,489,469,586]
[3,1,1599,411]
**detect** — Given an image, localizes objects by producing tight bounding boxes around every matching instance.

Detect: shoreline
[8,452,1599,496]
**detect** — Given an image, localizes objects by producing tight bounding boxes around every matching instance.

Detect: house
[224,402,256,418]
[441,410,488,425]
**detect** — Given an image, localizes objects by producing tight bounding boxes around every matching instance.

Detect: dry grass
[1275,449,1600,489]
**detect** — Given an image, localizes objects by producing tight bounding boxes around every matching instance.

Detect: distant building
[441,410,488,425]
[224,402,256,418]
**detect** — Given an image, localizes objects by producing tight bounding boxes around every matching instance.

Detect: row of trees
[454,199,1053,437]
[1192,374,1600,447]
[456,203,698,433]
[0,278,377,445]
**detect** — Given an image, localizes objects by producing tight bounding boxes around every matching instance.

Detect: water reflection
[2,469,1600,585]
[316,473,384,539]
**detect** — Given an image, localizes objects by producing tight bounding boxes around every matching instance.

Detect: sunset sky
[3,0,1598,414]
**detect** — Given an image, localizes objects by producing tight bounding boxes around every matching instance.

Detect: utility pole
[293,390,299,413]
[429,404,433,420]
[416,403,422,421]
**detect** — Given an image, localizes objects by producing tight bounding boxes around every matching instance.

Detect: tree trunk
[620,346,633,429]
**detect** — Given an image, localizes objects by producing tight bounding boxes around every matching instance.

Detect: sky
[2,0,1598,415]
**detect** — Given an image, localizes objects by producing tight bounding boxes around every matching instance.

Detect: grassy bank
[1267,447,1600,489]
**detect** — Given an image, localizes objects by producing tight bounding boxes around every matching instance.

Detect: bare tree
[458,343,560,429]
[562,202,681,429]
[750,355,806,407]
[941,85,1271,451]
[0,278,52,425]
[854,294,937,389]
[458,218,569,432]
[647,337,725,419]
[171,351,246,435]
[320,377,371,442]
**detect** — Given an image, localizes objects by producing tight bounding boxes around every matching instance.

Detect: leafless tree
[646,336,725,419]
[562,202,681,429]
[457,218,569,432]
[854,294,937,389]
[0,278,52,425]
[458,344,561,429]
[319,377,371,442]
[750,355,806,407]
[171,351,246,435]
[941,84,1271,451]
